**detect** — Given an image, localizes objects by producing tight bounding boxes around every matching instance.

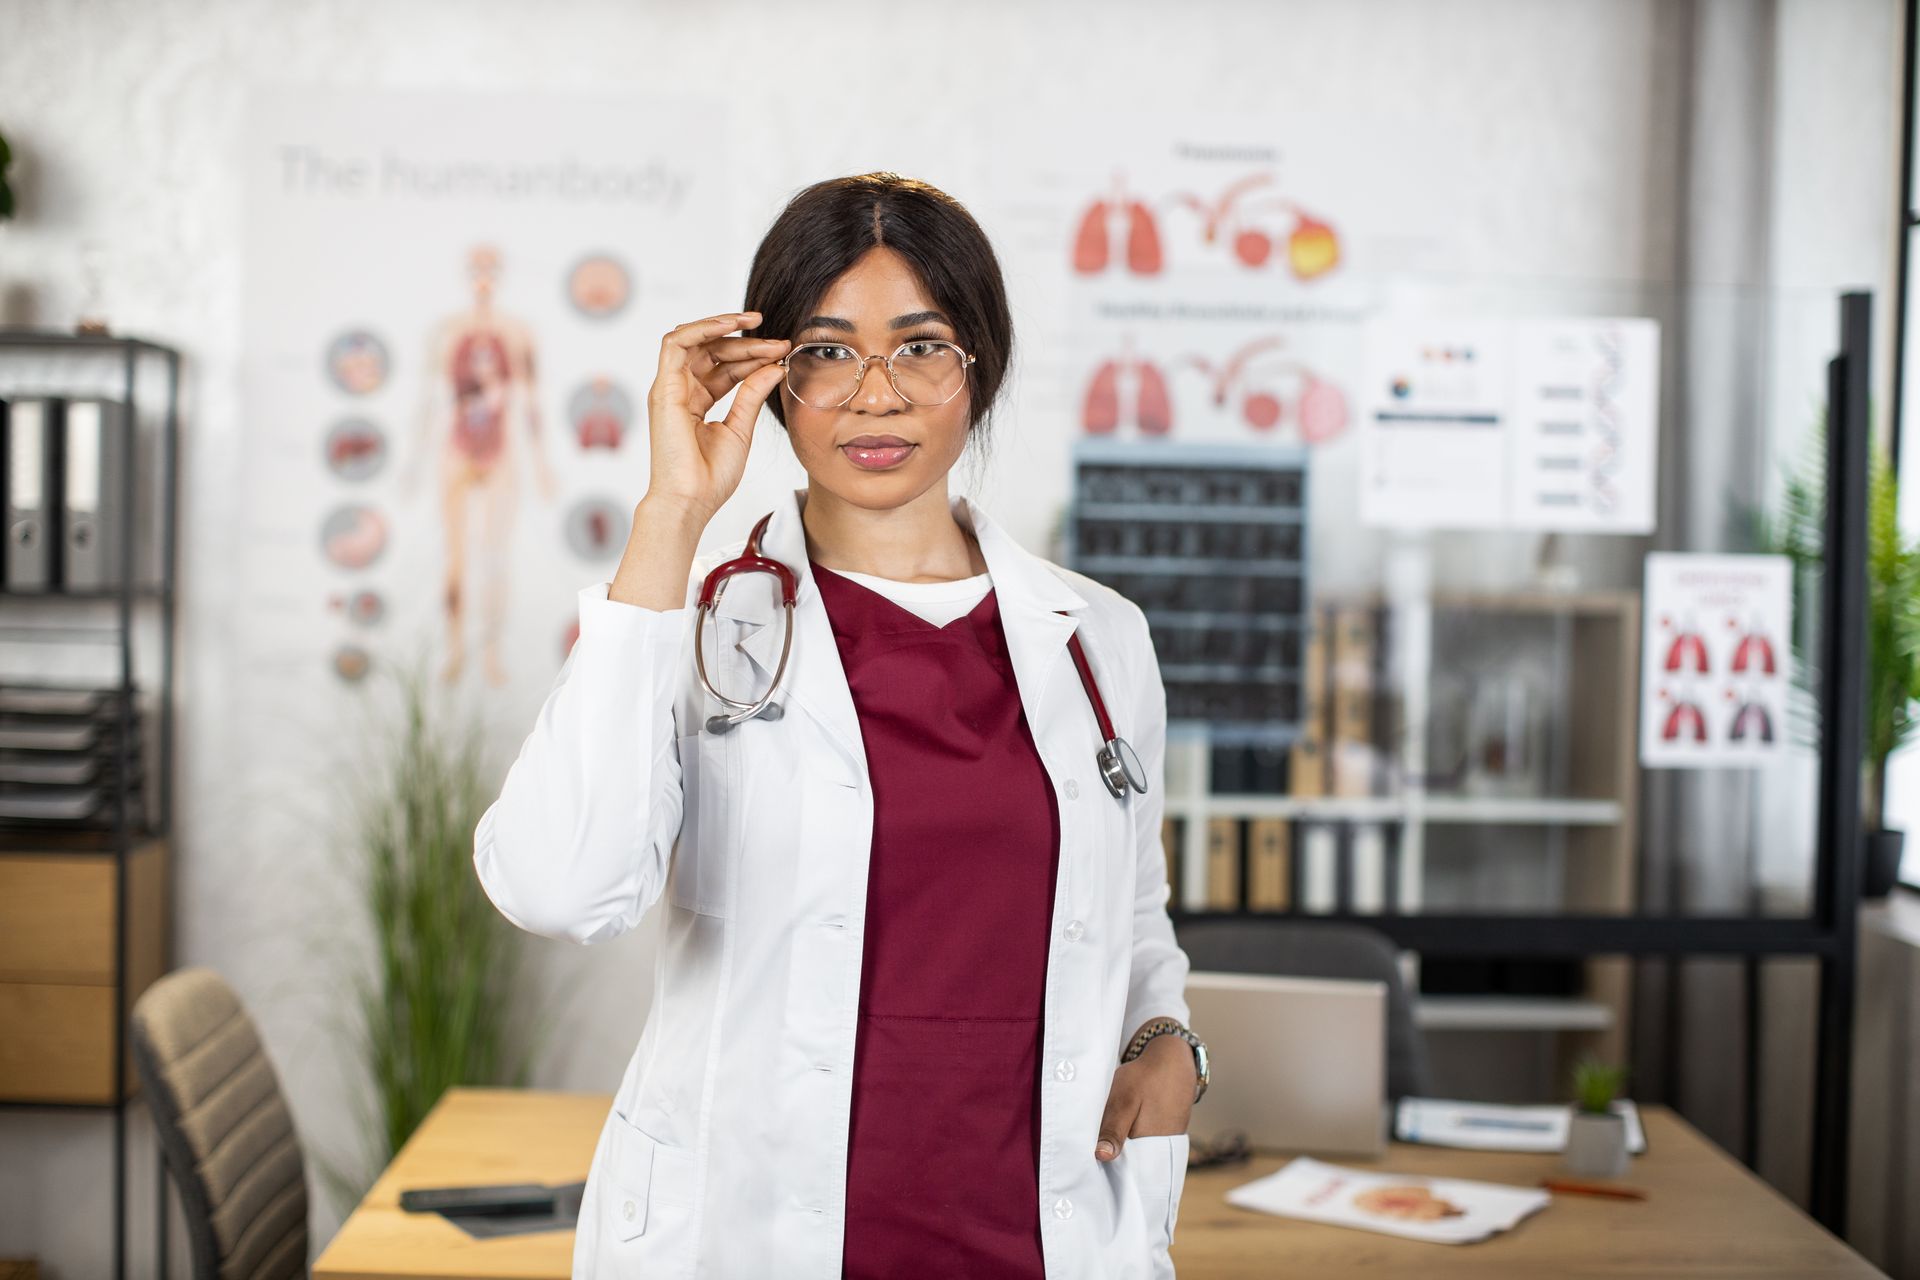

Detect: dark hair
[743,173,1013,451]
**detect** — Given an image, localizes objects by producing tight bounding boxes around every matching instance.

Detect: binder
[1246,817,1293,911]
[1205,816,1243,909]
[1300,824,1338,913]
[61,399,129,590]
[4,397,61,590]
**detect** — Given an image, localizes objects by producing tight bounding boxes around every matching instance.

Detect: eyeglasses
[779,339,975,409]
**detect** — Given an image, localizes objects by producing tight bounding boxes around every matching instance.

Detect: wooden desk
[315,1088,1886,1279]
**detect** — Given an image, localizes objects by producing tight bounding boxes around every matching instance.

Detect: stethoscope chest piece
[1097,735,1148,799]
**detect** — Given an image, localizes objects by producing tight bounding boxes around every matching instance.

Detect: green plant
[1749,411,1920,829]
[1571,1055,1629,1115]
[0,129,13,221]
[329,651,542,1194]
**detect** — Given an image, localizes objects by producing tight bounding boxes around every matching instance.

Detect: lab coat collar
[713,487,1088,785]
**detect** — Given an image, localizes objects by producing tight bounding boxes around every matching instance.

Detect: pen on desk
[1540,1177,1648,1201]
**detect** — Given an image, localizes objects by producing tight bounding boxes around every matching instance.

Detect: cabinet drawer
[0,982,134,1103]
[0,855,116,982]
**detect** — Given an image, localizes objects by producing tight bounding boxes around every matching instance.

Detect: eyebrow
[797,310,954,333]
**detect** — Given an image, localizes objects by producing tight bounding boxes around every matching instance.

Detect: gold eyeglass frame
[777,339,977,409]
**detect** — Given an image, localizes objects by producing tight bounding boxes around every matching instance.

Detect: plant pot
[1863,829,1906,899]
[1564,1110,1629,1179]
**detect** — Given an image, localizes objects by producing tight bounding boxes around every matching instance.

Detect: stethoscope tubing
[693,513,1147,798]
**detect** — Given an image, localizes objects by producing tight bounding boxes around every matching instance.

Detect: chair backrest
[129,967,309,1280]
[1174,919,1433,1100]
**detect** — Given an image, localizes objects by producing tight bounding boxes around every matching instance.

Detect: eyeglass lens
[787,342,967,408]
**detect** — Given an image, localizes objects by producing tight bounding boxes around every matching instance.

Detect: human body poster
[239,89,719,714]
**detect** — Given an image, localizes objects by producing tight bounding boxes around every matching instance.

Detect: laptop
[1183,970,1389,1157]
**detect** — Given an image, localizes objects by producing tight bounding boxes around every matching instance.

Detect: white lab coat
[474,486,1193,1279]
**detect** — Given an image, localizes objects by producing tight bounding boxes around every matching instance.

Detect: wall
[0,0,1899,1274]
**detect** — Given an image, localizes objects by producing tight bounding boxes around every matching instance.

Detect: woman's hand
[1095,1034,1197,1162]
[643,311,790,519]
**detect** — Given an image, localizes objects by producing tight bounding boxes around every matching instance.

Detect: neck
[801,480,987,582]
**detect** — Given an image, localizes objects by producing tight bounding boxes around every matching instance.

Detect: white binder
[4,397,57,590]
[61,399,129,590]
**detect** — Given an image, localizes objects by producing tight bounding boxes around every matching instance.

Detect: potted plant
[1750,414,1920,897]
[1564,1055,1631,1178]
[316,649,553,1212]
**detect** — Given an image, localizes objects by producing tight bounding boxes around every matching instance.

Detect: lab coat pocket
[606,1108,701,1259]
[607,1109,655,1242]
[1125,1132,1188,1275]
[666,730,735,917]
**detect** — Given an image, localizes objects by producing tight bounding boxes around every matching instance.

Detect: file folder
[61,399,129,590]
[3,397,60,590]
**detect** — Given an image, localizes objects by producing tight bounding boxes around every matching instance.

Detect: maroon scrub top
[811,562,1060,1280]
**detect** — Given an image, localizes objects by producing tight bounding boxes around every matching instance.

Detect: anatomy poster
[240,88,720,710]
[980,110,1441,592]
[1359,314,1660,532]
[1639,553,1791,768]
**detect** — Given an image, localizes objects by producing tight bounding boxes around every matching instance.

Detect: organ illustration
[569,375,633,451]
[1073,175,1163,276]
[416,244,556,689]
[1070,170,1343,280]
[1082,338,1174,436]
[1730,619,1777,675]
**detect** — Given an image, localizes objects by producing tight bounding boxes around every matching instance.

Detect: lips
[840,438,916,471]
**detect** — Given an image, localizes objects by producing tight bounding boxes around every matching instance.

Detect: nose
[853,354,906,411]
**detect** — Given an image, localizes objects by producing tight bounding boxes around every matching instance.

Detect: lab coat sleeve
[1117,601,1193,1059]
[472,573,695,946]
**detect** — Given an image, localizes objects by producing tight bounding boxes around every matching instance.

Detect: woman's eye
[814,344,854,361]
[900,342,938,357]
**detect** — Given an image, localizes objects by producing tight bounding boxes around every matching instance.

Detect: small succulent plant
[1571,1054,1630,1115]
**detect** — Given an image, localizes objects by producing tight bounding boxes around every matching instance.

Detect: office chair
[129,967,309,1280]
[1174,918,1434,1100]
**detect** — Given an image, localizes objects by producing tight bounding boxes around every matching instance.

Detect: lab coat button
[1053,1197,1074,1219]
[1064,779,1080,800]
[1063,919,1084,942]
[1054,1059,1076,1081]
[622,1199,636,1222]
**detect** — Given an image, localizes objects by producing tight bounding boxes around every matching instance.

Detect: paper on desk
[1225,1157,1551,1244]
[1394,1098,1647,1155]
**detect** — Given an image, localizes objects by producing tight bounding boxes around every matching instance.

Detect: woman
[475,173,1207,1279]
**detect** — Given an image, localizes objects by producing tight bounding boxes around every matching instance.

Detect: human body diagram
[409,246,557,687]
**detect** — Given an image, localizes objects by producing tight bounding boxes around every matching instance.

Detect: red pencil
[1541,1177,1648,1201]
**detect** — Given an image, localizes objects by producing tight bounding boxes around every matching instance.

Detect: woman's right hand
[643,311,790,519]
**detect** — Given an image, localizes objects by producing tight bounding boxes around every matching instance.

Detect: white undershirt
[825,567,993,628]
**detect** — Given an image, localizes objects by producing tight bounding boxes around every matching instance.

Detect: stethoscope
[694,512,1149,800]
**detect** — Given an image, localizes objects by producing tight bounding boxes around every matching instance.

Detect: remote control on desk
[399,1183,555,1215]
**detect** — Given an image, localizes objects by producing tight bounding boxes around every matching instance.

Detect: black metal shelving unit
[0,330,180,1280]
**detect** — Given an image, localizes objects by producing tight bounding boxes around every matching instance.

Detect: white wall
[0,1,1899,1274]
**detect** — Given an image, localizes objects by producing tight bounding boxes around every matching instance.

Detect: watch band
[1121,1017,1210,1104]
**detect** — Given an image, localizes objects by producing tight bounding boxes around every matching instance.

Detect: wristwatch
[1121,1017,1210,1105]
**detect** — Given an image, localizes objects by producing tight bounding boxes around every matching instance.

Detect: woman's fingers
[657,312,762,383]
[717,362,787,438]
[696,339,790,402]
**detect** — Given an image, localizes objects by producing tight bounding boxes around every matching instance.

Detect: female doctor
[474,173,1209,1280]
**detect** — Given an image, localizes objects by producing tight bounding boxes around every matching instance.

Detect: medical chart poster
[1639,553,1791,769]
[239,89,724,730]
[1359,315,1660,533]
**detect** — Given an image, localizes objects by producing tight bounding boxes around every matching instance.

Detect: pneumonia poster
[1639,553,1792,768]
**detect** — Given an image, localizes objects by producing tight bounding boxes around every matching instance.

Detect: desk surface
[313,1087,1885,1280]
